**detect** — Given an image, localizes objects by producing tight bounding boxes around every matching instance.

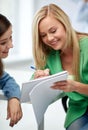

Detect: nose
[47,34,54,41]
[7,40,13,49]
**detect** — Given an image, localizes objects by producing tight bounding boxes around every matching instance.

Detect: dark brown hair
[0,14,11,77]
[0,59,3,77]
[0,14,11,36]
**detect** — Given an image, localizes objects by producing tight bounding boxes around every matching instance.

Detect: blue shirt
[0,71,21,100]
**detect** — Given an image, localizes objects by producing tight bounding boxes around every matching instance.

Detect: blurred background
[0,0,88,130]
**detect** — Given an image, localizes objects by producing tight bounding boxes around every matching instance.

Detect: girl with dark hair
[0,14,22,127]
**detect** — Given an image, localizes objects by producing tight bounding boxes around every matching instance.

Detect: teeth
[51,42,57,44]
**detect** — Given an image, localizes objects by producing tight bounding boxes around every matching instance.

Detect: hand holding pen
[30,66,50,79]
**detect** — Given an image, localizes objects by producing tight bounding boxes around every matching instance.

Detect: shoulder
[0,71,17,85]
[0,71,11,80]
[79,37,88,51]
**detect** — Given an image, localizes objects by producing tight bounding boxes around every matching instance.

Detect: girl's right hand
[7,98,22,127]
[34,69,50,79]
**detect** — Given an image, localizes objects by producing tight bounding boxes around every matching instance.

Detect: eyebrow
[0,38,9,42]
[0,39,9,45]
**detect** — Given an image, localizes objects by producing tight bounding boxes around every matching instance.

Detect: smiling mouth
[51,39,60,45]
[3,51,9,54]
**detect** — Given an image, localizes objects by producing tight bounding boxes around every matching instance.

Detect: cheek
[58,30,66,39]
[0,47,3,52]
[57,26,66,37]
[0,46,6,57]
[0,51,2,58]
[0,46,4,52]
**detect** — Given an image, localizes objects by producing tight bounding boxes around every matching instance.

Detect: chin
[52,45,61,50]
[2,55,8,58]
[53,47,60,50]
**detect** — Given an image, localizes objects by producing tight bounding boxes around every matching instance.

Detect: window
[0,0,34,62]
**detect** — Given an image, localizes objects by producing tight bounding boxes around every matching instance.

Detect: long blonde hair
[32,4,80,81]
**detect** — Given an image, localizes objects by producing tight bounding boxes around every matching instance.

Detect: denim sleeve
[0,71,21,100]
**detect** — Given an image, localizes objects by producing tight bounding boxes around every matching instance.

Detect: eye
[0,42,7,46]
[51,29,56,33]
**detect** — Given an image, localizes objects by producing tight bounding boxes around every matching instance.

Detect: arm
[51,79,88,96]
[0,71,20,99]
[0,71,22,127]
[68,80,88,96]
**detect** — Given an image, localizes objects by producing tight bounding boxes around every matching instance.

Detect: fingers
[51,80,68,91]
[51,80,75,92]
[44,69,49,75]
[51,81,67,88]
[9,112,22,127]
[9,110,23,127]
[34,69,50,78]
[9,114,18,127]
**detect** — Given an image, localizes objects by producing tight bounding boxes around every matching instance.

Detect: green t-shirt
[45,37,88,128]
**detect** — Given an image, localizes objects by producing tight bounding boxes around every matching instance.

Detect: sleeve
[80,38,88,83]
[0,71,21,100]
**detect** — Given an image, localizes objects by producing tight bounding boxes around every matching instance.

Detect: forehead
[39,15,61,32]
[0,26,12,41]
[40,15,58,25]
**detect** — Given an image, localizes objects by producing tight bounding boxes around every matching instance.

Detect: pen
[30,66,37,70]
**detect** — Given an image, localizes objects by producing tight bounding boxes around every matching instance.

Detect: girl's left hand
[51,79,76,92]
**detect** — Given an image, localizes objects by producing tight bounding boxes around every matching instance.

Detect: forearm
[0,71,21,100]
[74,82,88,95]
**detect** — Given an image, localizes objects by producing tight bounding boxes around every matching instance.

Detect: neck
[60,47,73,56]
